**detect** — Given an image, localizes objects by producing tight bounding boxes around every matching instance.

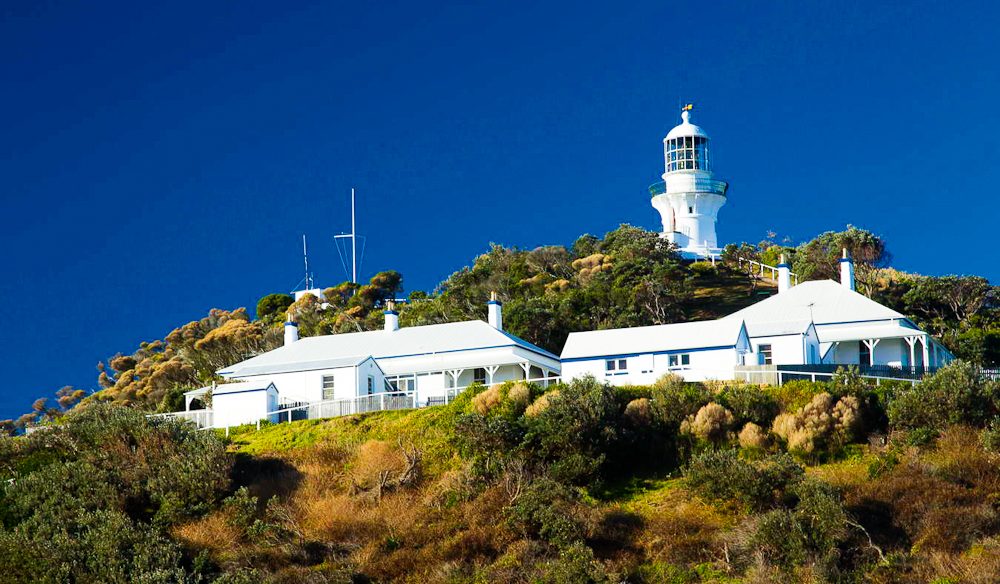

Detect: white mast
[302,234,312,289]
[334,187,362,284]
[351,187,357,284]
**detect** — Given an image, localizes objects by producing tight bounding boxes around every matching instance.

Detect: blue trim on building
[487,300,502,306]
[776,263,790,268]
[383,310,399,315]
[561,344,737,364]
[215,385,277,397]
[284,321,298,327]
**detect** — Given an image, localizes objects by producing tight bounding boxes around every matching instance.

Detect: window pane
[618,359,627,369]
[681,354,690,365]
[606,360,615,371]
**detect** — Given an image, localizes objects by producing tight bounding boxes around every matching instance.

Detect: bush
[685,450,803,511]
[650,374,711,426]
[887,361,992,432]
[680,403,735,445]
[505,478,586,548]
[738,422,769,451]
[982,418,1000,453]
[718,383,779,428]
[689,261,718,277]
[771,393,860,458]
[256,293,294,320]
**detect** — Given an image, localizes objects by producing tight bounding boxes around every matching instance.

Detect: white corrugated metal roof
[725,280,904,330]
[212,381,276,395]
[745,319,813,337]
[560,319,746,360]
[220,320,558,377]
[818,322,924,343]
[231,355,373,377]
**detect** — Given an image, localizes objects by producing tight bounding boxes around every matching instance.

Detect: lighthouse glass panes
[665,136,710,172]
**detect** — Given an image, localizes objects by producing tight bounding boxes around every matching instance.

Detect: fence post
[380,393,385,411]
[256,420,260,431]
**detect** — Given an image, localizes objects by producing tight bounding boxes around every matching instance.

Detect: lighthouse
[649,106,729,259]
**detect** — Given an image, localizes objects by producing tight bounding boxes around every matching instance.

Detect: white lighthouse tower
[649,106,729,259]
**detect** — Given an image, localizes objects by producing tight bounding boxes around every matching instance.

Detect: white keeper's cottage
[559,252,953,385]
[185,295,560,427]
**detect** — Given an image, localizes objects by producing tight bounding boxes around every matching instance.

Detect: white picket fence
[153,376,561,432]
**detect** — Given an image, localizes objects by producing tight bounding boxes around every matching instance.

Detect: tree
[255,293,293,321]
[793,225,890,296]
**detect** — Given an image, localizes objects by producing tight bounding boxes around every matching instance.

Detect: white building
[189,295,561,427]
[650,105,729,259]
[560,319,752,385]
[727,252,952,370]
[560,252,952,384]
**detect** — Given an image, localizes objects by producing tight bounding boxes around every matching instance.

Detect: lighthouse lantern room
[649,105,729,259]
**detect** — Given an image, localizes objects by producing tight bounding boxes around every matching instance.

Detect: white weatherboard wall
[212,383,278,428]
[751,325,820,366]
[562,347,746,385]
[560,319,752,385]
[233,358,386,404]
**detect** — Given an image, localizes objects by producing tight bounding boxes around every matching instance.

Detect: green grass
[225,404,466,475]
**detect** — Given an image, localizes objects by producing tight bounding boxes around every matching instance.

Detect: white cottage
[560,319,752,384]
[559,252,952,385]
[726,252,952,369]
[197,296,561,427]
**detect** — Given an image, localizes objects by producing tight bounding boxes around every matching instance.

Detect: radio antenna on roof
[334,187,365,284]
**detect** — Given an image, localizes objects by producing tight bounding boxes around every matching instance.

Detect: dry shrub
[925,425,1000,492]
[506,382,531,411]
[680,402,735,443]
[471,385,502,415]
[738,422,768,450]
[172,511,241,555]
[525,390,559,417]
[624,398,653,427]
[771,392,859,454]
[572,253,612,284]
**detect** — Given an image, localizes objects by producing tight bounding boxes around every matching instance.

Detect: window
[759,344,773,365]
[473,368,487,385]
[668,354,691,367]
[605,359,627,374]
[321,375,335,401]
[367,376,375,395]
[859,341,871,366]
[688,206,694,214]
[388,376,412,392]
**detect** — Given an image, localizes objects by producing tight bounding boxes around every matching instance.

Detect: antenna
[302,234,312,289]
[334,187,363,284]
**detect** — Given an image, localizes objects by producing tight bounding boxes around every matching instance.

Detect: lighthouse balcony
[648,177,728,198]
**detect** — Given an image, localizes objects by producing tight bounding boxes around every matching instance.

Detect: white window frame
[321,375,336,401]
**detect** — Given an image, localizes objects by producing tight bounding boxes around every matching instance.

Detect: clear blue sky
[1,1,998,418]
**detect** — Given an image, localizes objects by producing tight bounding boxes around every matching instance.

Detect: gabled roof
[212,381,277,395]
[561,319,747,360]
[220,320,558,377]
[724,280,904,334]
[229,355,376,377]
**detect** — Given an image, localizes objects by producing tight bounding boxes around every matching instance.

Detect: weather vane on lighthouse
[649,103,729,260]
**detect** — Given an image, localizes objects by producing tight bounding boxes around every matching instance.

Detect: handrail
[737,257,799,285]
[648,178,728,197]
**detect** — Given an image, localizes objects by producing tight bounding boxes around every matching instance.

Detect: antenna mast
[334,187,363,284]
[302,234,312,289]
[351,187,357,284]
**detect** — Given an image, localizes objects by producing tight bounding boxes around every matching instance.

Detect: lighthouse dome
[663,109,712,173]
[664,110,710,140]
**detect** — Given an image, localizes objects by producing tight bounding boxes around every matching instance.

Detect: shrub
[680,403,735,445]
[748,509,806,568]
[685,450,803,511]
[738,422,768,451]
[472,385,502,415]
[771,392,860,457]
[689,261,718,277]
[888,361,992,432]
[525,390,559,417]
[623,398,653,427]
[505,478,586,548]
[255,292,294,321]
[650,374,711,426]
[982,418,1000,453]
[718,383,780,427]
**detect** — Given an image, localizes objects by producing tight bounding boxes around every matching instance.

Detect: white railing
[737,258,799,285]
[735,368,917,386]
[155,375,561,432]
[148,409,214,429]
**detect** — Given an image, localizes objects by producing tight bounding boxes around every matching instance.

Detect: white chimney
[839,248,856,291]
[284,320,299,345]
[487,292,503,330]
[384,301,400,332]
[777,254,791,294]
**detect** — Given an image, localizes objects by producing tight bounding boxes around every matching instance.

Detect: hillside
[3,367,1000,583]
